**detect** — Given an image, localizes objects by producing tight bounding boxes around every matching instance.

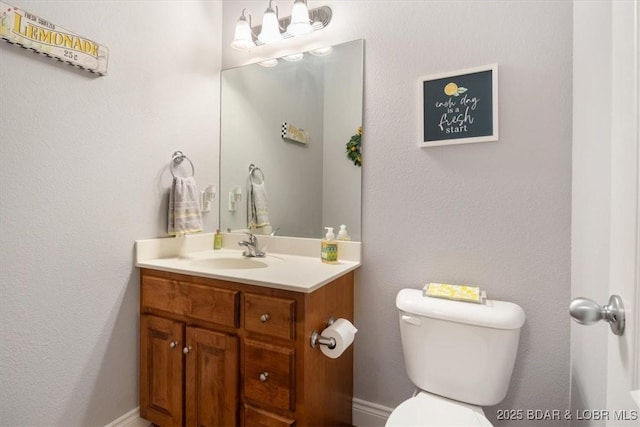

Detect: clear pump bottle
[337,224,351,241]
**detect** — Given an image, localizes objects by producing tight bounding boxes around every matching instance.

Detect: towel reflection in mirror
[247,164,272,235]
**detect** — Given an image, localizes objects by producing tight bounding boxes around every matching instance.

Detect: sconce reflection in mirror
[228,186,242,212]
[231,0,332,51]
[201,185,216,213]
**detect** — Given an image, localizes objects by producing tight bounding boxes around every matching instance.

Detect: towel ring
[170,151,195,178]
[249,163,264,184]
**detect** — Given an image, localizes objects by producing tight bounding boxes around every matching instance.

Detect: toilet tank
[396,288,525,407]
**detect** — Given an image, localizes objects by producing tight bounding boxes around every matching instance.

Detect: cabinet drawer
[244,339,295,412]
[243,405,295,427]
[244,293,295,340]
[142,275,239,327]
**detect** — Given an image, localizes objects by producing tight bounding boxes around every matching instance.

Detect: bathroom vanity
[136,233,360,427]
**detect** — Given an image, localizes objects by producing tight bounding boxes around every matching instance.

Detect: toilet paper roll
[320,318,358,359]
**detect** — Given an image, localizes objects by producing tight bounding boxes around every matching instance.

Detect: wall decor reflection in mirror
[220,39,363,240]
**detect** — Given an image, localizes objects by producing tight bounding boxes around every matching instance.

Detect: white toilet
[386,288,526,426]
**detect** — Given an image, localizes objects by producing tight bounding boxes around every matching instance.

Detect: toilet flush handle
[401,315,421,326]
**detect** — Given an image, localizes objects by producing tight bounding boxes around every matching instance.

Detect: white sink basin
[180,251,285,270]
[186,257,269,270]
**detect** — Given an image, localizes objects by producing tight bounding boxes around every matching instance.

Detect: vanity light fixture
[287,0,313,35]
[230,1,332,51]
[258,1,284,44]
[231,9,256,51]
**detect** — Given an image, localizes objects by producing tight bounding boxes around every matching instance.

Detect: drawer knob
[260,313,270,323]
[183,345,192,354]
[169,340,179,349]
[259,371,269,382]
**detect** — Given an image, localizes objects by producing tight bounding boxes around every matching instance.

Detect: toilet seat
[385,391,493,426]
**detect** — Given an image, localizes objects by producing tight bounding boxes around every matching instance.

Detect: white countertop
[135,232,361,293]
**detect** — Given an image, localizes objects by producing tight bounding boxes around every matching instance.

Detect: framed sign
[419,64,498,147]
[0,1,109,75]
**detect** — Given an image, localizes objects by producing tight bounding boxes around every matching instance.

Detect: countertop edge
[136,259,361,294]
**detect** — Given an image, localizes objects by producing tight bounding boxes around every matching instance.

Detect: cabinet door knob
[259,371,269,382]
[260,313,270,323]
[169,340,179,349]
[183,345,192,354]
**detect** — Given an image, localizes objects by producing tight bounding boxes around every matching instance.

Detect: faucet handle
[245,232,257,244]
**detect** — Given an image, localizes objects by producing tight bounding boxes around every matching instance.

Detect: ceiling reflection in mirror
[220,39,363,240]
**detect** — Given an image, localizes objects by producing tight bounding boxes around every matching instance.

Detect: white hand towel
[248,181,271,229]
[168,176,203,236]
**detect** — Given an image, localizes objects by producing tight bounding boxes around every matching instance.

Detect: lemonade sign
[0,1,108,75]
[420,64,498,147]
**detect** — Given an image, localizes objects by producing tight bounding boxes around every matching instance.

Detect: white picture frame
[419,64,498,147]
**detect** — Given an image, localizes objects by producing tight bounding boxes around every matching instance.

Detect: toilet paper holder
[310,317,337,349]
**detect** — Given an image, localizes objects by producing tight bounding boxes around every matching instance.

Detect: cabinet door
[185,326,239,427]
[140,314,184,427]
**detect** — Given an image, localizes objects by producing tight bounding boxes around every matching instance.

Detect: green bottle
[214,229,222,250]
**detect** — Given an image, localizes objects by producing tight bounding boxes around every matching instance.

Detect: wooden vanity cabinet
[139,268,355,427]
[140,316,238,426]
[139,273,240,427]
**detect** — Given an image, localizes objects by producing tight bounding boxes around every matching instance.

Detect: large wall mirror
[220,39,363,241]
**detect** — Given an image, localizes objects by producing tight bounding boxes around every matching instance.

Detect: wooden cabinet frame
[139,268,354,427]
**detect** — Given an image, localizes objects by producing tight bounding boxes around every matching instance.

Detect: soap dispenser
[337,224,351,241]
[321,227,338,264]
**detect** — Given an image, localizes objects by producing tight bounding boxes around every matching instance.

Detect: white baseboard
[352,397,393,427]
[108,399,392,427]
[104,407,148,427]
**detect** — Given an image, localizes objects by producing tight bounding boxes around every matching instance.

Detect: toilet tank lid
[396,288,526,330]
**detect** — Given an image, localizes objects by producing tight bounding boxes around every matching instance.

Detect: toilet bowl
[386,391,492,427]
[387,288,526,427]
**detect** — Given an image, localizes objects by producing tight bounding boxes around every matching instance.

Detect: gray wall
[0,0,573,425]
[224,1,573,425]
[0,1,221,425]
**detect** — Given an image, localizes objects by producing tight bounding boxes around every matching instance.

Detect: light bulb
[287,0,312,35]
[230,12,255,50]
[258,3,283,44]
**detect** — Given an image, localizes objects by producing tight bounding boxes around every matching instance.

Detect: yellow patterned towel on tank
[423,282,486,304]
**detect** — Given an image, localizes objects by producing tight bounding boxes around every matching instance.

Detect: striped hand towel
[168,176,203,236]
[248,181,271,229]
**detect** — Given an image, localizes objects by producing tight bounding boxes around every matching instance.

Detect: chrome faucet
[238,232,266,258]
